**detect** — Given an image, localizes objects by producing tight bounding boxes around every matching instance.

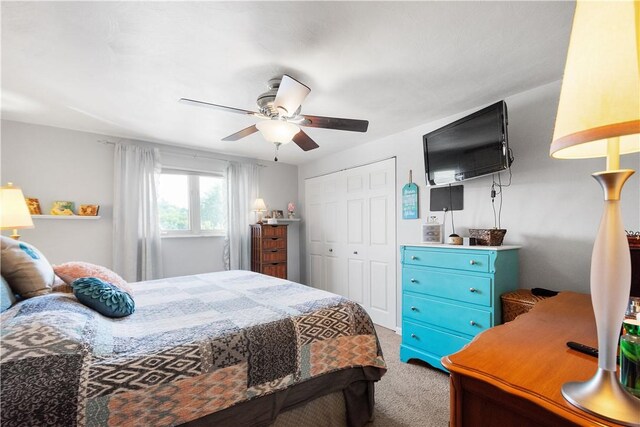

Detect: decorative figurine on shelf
[287,202,296,219]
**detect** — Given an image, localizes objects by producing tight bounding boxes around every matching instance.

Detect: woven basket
[468,228,507,246]
[501,289,551,323]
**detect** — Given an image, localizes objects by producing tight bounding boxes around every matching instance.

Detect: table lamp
[253,198,267,224]
[550,0,640,424]
[0,182,34,240]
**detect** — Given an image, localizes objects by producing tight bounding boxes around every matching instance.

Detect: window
[158,170,226,236]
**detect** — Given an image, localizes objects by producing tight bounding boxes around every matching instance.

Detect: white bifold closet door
[305,158,396,329]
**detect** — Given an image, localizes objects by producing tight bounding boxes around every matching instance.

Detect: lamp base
[10,228,21,240]
[562,368,640,426]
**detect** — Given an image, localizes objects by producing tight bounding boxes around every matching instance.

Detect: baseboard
[395,327,402,335]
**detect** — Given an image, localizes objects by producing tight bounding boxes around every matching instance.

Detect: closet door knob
[353,251,358,254]
[329,248,333,253]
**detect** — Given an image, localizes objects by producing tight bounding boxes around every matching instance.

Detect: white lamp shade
[550,0,640,159]
[0,184,34,229]
[255,120,300,144]
[253,198,267,212]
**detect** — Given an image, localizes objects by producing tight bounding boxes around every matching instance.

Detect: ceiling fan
[179,75,369,161]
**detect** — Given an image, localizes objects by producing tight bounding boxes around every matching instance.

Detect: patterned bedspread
[0,270,386,426]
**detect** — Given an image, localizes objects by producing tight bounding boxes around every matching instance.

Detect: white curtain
[113,143,163,282]
[224,162,259,270]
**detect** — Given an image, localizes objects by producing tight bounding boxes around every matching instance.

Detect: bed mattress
[0,270,386,426]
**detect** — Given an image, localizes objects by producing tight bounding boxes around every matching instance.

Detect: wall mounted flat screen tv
[423,100,511,186]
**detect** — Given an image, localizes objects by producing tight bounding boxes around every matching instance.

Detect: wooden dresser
[442,292,635,427]
[399,244,519,371]
[250,224,288,279]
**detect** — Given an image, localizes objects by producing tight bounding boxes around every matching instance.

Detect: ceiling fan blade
[300,115,369,132]
[292,129,320,151]
[179,98,260,116]
[222,125,258,141]
[274,75,311,117]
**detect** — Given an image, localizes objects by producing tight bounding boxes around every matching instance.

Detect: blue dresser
[400,244,520,371]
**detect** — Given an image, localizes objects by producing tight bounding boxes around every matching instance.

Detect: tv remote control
[566,341,619,364]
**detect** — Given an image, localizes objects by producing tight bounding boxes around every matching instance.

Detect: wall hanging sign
[402,170,419,219]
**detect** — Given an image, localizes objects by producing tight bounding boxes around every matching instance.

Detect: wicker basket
[501,289,552,323]
[468,228,507,246]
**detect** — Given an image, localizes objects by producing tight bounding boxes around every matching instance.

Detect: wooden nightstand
[250,224,288,279]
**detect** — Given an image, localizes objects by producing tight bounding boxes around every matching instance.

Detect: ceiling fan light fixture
[255,120,300,145]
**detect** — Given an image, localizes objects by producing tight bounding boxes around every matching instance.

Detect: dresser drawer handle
[470,320,476,326]
[410,306,418,311]
[271,249,278,252]
[469,260,477,265]
[271,263,279,266]
[410,278,418,283]
[411,333,417,339]
[271,237,279,240]
[469,287,477,293]
[411,256,418,260]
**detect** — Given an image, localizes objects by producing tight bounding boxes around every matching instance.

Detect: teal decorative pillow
[1,276,16,312]
[72,277,135,318]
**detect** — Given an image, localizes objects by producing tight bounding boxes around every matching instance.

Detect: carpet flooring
[372,325,450,426]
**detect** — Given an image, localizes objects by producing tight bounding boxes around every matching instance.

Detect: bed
[0,270,386,427]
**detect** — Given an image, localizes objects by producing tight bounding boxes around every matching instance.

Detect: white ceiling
[1,1,575,165]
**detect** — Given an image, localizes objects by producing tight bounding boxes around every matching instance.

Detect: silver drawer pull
[411,256,418,260]
[411,333,417,339]
[469,260,477,265]
[470,320,476,326]
[469,287,477,293]
[410,278,418,283]
[410,306,417,311]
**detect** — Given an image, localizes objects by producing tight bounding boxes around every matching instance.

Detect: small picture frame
[273,210,284,219]
[25,198,42,215]
[79,204,100,216]
[50,201,75,216]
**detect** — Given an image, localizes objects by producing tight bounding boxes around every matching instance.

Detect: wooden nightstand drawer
[403,294,491,337]
[262,262,287,279]
[262,225,287,237]
[403,247,491,273]
[262,249,287,263]
[262,237,286,250]
[403,267,492,307]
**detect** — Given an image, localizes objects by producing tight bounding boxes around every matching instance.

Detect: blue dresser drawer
[403,247,491,273]
[402,320,470,357]
[403,293,491,336]
[403,267,492,307]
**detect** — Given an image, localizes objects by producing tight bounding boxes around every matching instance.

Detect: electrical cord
[448,184,455,234]
[491,166,512,229]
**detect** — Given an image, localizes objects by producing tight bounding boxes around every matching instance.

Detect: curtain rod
[97,139,266,167]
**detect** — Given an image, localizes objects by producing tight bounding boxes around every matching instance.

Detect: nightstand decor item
[252,198,267,224]
[468,228,506,246]
[0,183,34,240]
[550,0,640,423]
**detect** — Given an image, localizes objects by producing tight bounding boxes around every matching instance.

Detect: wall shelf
[32,215,101,220]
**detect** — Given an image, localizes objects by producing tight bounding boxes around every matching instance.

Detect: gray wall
[1,120,300,281]
[298,81,640,326]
